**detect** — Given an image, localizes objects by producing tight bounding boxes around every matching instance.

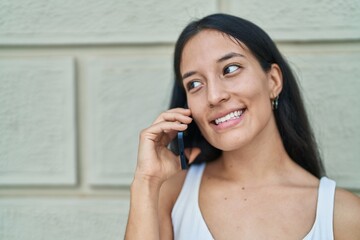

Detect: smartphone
[177,131,189,170]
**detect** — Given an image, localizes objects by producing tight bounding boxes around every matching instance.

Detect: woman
[125,14,360,239]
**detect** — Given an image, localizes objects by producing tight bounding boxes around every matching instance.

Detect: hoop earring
[272,96,279,110]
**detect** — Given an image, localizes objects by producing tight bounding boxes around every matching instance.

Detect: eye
[223,65,240,75]
[186,80,202,91]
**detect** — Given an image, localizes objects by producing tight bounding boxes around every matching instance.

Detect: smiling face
[180,29,282,151]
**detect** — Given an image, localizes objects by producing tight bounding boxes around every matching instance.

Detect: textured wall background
[0,0,359,239]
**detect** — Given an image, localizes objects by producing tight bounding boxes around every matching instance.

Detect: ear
[267,64,283,98]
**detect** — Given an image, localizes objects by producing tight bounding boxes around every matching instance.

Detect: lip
[209,108,246,123]
[209,108,247,131]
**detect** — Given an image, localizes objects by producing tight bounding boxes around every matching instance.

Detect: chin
[208,136,249,152]
[215,144,245,152]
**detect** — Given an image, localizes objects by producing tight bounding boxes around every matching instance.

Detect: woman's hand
[126,108,194,240]
[135,108,194,185]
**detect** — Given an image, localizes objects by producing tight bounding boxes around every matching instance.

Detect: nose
[207,77,230,107]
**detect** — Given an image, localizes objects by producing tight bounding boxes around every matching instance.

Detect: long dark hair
[169,13,325,178]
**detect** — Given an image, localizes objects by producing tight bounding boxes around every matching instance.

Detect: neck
[216,119,293,185]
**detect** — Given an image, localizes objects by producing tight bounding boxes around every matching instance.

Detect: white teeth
[214,110,244,125]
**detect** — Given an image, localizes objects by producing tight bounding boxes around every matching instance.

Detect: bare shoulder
[334,187,360,240]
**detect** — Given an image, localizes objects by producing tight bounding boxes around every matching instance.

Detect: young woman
[125,14,360,240]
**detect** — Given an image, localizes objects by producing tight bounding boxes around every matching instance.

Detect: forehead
[180,29,252,69]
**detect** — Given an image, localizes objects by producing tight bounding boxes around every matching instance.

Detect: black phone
[177,131,189,170]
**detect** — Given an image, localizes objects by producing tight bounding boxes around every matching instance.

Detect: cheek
[188,99,209,131]
[236,74,270,102]
[189,104,205,125]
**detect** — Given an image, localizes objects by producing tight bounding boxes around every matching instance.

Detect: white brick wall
[84,53,173,186]
[0,198,129,240]
[0,0,217,44]
[0,57,76,185]
[220,0,360,40]
[283,45,360,188]
[0,0,359,239]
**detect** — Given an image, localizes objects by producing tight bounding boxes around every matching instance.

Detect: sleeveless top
[171,163,336,240]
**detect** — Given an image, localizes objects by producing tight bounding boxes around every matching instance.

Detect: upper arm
[158,171,187,240]
[333,188,360,240]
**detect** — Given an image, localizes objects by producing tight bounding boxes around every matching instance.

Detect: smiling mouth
[213,109,246,125]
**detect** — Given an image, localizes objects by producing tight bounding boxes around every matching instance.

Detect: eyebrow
[182,71,197,81]
[217,52,245,63]
[181,52,245,81]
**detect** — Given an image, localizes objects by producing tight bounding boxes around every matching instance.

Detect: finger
[166,108,191,114]
[153,109,191,124]
[154,108,192,123]
[142,121,188,143]
[153,112,192,125]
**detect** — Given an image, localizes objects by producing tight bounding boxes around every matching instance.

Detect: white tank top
[171,163,336,240]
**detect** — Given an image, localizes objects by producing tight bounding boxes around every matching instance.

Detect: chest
[199,182,318,240]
